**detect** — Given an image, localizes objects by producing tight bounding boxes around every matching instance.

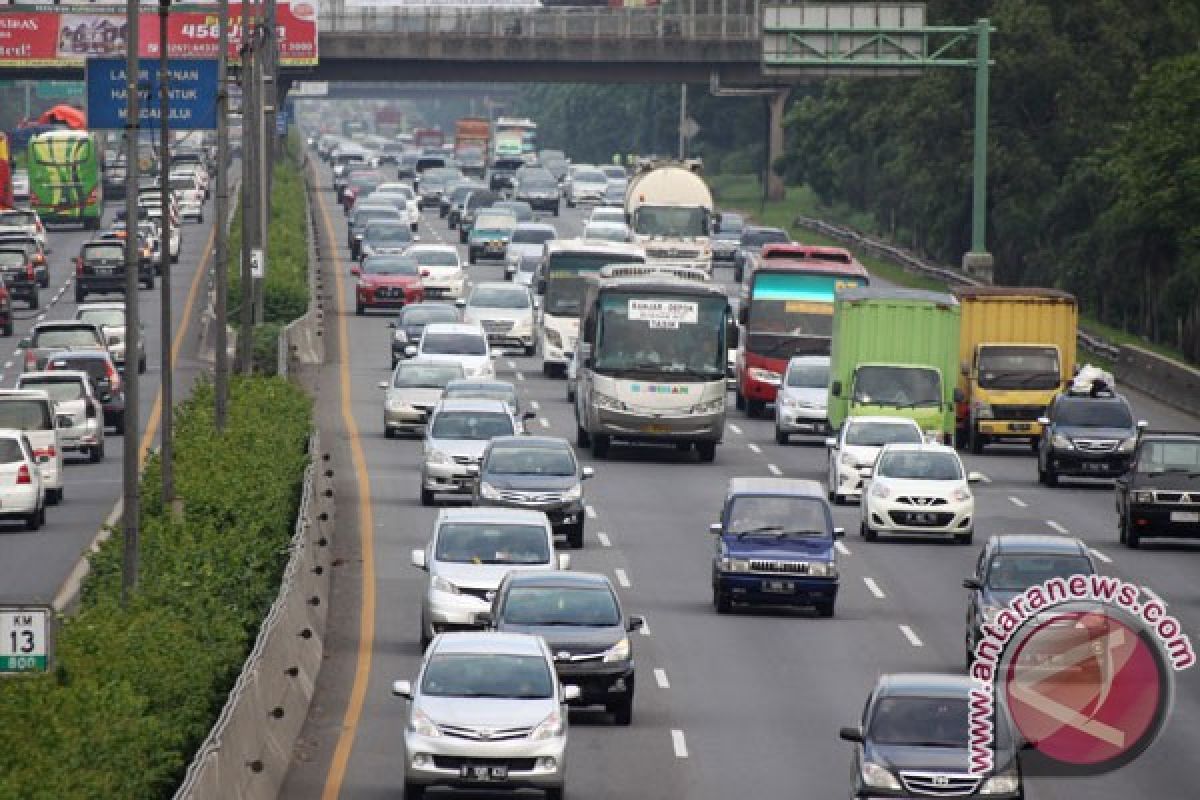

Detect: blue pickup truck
[710,477,843,617]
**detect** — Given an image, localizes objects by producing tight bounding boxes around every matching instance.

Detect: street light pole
[214,0,230,429]
[158,0,174,506]
[238,7,256,374]
[121,0,142,606]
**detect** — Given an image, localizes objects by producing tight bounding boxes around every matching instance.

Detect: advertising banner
[0,2,318,67]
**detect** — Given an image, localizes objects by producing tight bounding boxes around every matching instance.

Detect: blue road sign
[276,109,289,136]
[86,58,218,130]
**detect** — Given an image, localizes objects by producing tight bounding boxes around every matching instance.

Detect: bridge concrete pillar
[766,88,790,202]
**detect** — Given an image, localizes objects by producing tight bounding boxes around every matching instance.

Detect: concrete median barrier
[1117,344,1200,419]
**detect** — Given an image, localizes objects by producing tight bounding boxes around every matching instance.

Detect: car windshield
[475,214,515,231]
[503,586,620,627]
[876,451,963,481]
[1055,399,1133,428]
[726,495,829,537]
[584,224,631,243]
[353,209,399,226]
[444,385,516,407]
[485,447,576,476]
[844,421,923,447]
[429,411,514,440]
[84,245,125,262]
[365,226,413,244]
[575,170,606,183]
[742,229,789,248]
[1137,440,1200,473]
[852,366,941,408]
[470,287,529,309]
[986,555,1094,591]
[0,211,36,226]
[787,362,829,388]
[362,256,418,276]
[0,400,52,430]
[511,228,555,245]
[434,522,550,565]
[719,214,745,232]
[399,306,458,326]
[36,329,101,348]
[421,653,554,699]
[78,309,125,328]
[411,249,459,267]
[19,378,84,403]
[869,696,969,747]
[422,333,487,356]
[391,363,464,388]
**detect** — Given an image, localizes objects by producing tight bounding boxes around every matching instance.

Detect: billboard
[0,2,318,67]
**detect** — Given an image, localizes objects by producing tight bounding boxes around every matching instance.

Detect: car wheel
[860,519,877,541]
[143,274,155,290]
[76,288,86,303]
[746,398,765,418]
[713,585,731,614]
[591,433,610,459]
[524,343,535,357]
[543,362,554,378]
[608,691,633,726]
[566,384,575,403]
[113,413,125,436]
[696,441,717,463]
[576,423,590,448]
[384,427,395,440]
[28,293,38,310]
[734,391,745,411]
[775,427,789,445]
[39,274,48,288]
[403,781,425,800]
[25,506,42,531]
[2,322,12,337]
[553,205,560,217]
[1125,517,1141,549]
[969,426,985,454]
[171,251,179,264]
[567,521,584,549]
[1043,466,1059,487]
[733,264,743,283]
[459,230,467,244]
[1118,511,1128,544]
[420,487,435,506]
[544,787,565,800]
[814,599,835,618]
[355,302,364,316]
[90,442,103,463]
[954,529,974,545]
[47,487,62,505]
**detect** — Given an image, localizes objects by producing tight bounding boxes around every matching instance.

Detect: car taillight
[33,446,54,461]
[24,350,36,370]
[16,464,31,484]
[25,264,34,281]
[106,360,121,393]
[75,258,84,276]
[86,187,99,206]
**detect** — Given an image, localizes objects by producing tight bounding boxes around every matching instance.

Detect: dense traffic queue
[312,125,1195,800]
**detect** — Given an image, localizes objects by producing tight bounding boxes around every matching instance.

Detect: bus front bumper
[593,408,724,443]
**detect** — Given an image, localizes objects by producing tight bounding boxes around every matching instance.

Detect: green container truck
[827,288,962,442]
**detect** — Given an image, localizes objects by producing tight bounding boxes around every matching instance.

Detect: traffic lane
[300,186,688,800]
[0,195,216,605]
[530,398,950,800]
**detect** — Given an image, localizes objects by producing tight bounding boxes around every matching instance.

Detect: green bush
[0,376,312,799]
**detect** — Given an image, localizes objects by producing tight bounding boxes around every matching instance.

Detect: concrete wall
[1117,345,1200,420]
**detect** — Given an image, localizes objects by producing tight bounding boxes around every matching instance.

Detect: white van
[0,390,65,504]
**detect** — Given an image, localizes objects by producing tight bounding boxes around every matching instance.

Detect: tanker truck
[623,160,714,274]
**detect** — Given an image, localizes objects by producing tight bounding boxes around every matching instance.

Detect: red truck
[454,118,490,178]
[413,128,445,152]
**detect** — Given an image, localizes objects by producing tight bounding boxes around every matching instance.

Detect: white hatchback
[825,416,924,505]
[410,323,495,379]
[0,428,46,530]
[860,443,983,544]
[0,391,63,505]
[406,244,465,300]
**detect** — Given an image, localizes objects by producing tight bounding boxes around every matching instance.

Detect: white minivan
[0,390,65,504]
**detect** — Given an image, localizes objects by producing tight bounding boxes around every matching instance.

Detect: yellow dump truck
[954,287,1078,453]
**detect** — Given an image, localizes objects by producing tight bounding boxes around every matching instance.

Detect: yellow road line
[138,221,216,463]
[316,178,377,800]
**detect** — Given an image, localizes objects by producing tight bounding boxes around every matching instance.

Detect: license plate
[1009,422,1031,431]
[643,424,670,433]
[1170,511,1200,523]
[1083,462,1109,472]
[460,765,507,781]
[911,512,937,524]
[762,579,794,593]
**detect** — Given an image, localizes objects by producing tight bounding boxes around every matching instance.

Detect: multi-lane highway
[283,157,1200,799]
[0,187,218,609]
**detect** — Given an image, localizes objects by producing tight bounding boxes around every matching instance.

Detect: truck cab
[710,477,842,617]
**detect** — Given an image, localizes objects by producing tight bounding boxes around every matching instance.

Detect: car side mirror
[833,527,845,539]
[392,680,413,699]
[709,522,722,535]
[562,685,582,703]
[627,615,645,633]
[557,553,571,571]
[962,577,983,590]
[522,410,538,423]
[1137,420,1148,430]
[953,387,965,403]
[830,380,842,397]
[823,437,837,449]
[1037,416,1050,427]
[420,269,430,277]
[475,611,493,627]
[378,380,389,389]
[537,279,546,295]
[404,345,418,357]
[967,471,984,483]
[350,265,361,276]
[455,298,466,309]
[388,321,397,328]
[838,726,864,743]
[581,466,595,480]
[411,549,427,570]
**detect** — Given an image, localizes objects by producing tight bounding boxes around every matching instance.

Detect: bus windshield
[28,133,100,223]
[747,271,867,336]
[593,292,727,379]
[631,206,708,237]
[543,252,644,316]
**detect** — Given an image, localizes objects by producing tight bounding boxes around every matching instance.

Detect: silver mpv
[392,631,576,800]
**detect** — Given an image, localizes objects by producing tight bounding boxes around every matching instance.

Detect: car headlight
[719,556,751,572]
[869,483,891,499]
[392,330,408,343]
[840,452,859,468]
[692,397,724,414]
[107,334,123,345]
[531,709,565,741]
[1118,436,1138,453]
[479,482,503,500]
[860,761,901,791]
[386,397,407,412]
[602,636,631,663]
[972,401,994,419]
[409,709,441,738]
[592,392,623,411]
[747,367,781,386]
[426,449,450,465]
[558,483,583,502]
[980,772,1020,795]
[511,318,532,334]
[431,574,460,595]
[779,396,798,408]
[1051,433,1074,450]
[544,328,563,348]
[951,486,972,503]
[1131,490,1155,503]
[807,562,835,578]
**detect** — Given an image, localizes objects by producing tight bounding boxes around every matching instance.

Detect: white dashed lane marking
[1046,520,1069,534]
[585,505,597,519]
[654,668,670,689]
[729,423,742,435]
[515,372,525,381]
[614,568,630,589]
[835,541,851,556]
[530,401,540,411]
[747,443,761,454]
[1090,548,1113,564]
[538,418,550,429]
[671,730,689,759]
[1009,496,1028,508]
[596,532,611,548]
[899,625,924,647]
[862,577,886,599]
[767,463,782,476]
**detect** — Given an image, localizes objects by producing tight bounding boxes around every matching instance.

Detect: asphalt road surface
[284,159,1200,800]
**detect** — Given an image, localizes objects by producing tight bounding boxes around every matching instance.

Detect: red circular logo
[1002,610,1170,774]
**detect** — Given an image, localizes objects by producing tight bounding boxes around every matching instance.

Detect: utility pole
[158,0,175,507]
[238,4,256,374]
[121,0,142,606]
[214,0,230,429]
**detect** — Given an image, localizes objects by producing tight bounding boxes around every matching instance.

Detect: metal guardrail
[789,214,1122,362]
[318,0,761,39]
[172,430,333,800]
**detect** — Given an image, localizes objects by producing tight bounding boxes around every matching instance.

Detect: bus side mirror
[737,307,747,326]
[953,387,965,403]
[831,380,842,397]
